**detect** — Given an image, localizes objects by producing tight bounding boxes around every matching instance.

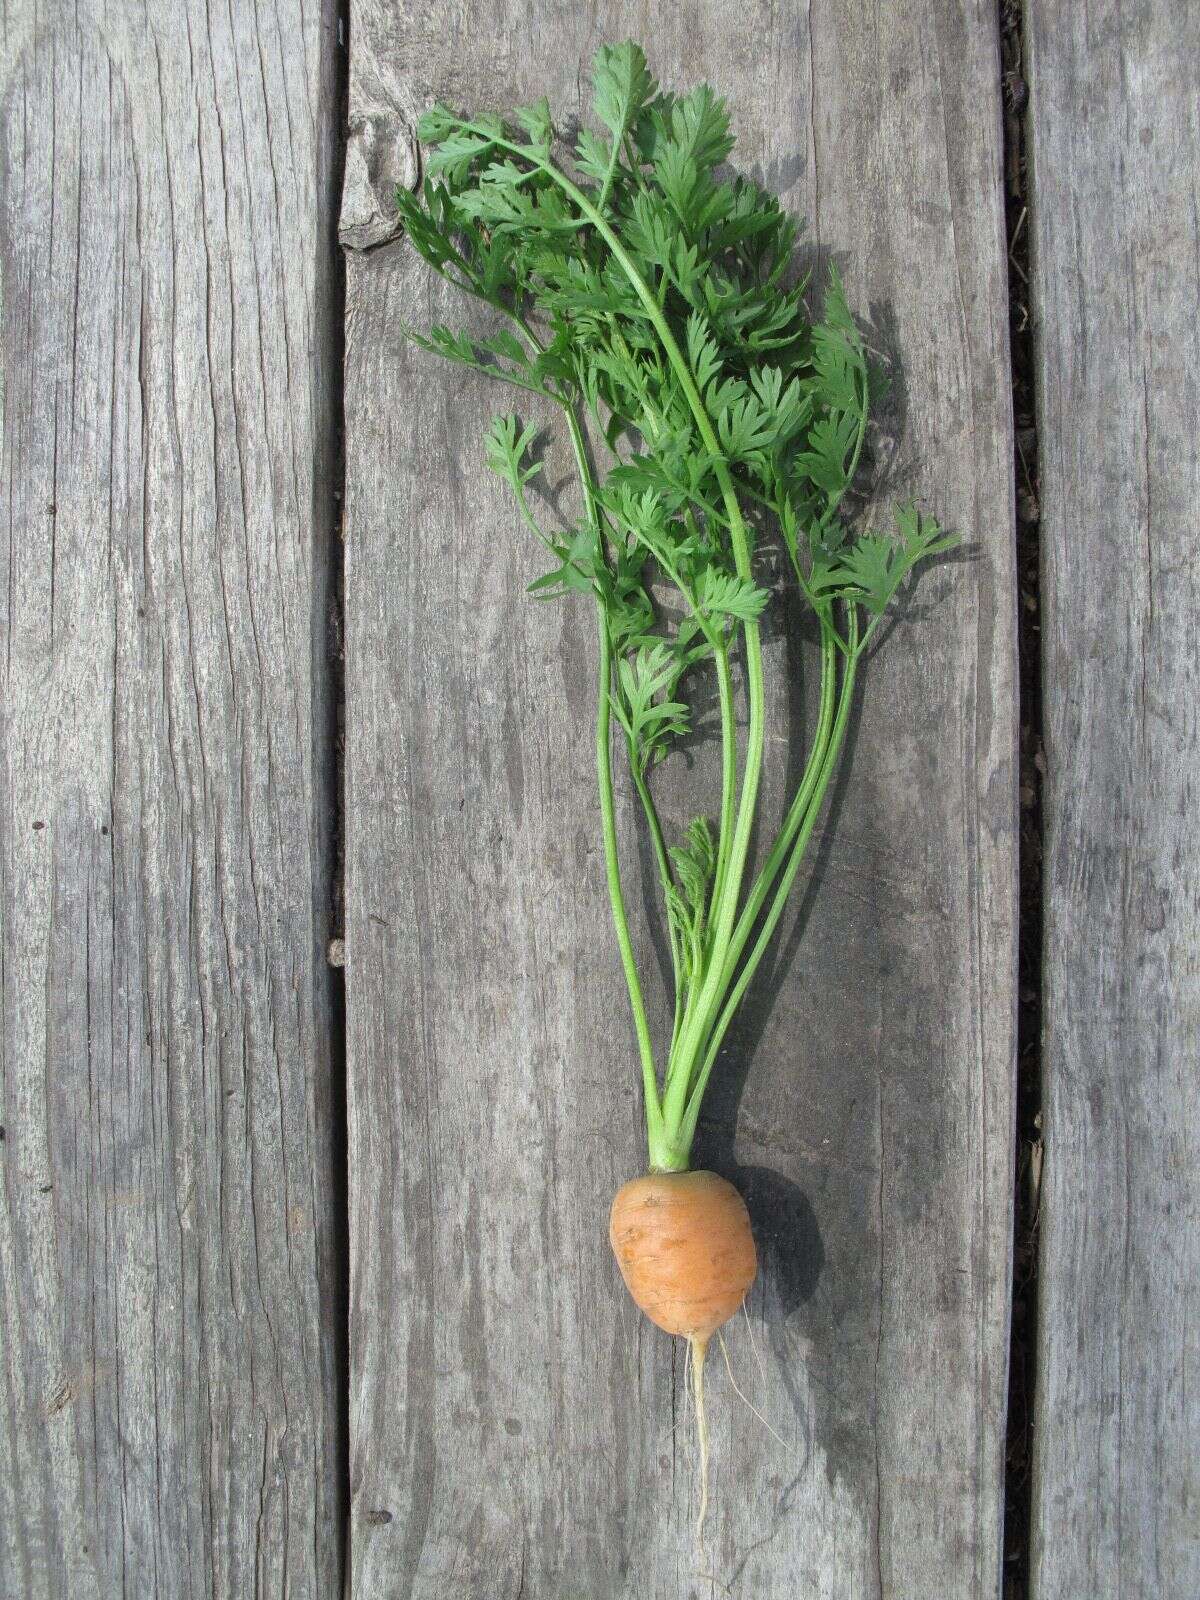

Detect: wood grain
[1027,6,1200,1596]
[342,4,1017,1595]
[0,3,344,1594]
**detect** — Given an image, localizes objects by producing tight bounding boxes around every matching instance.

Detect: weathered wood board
[0,3,343,1594]
[1028,7,1200,1596]
[341,4,1017,1595]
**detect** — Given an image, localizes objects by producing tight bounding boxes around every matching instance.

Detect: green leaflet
[592,42,657,145]
[667,818,718,985]
[612,641,691,773]
[484,415,542,491]
[696,567,770,625]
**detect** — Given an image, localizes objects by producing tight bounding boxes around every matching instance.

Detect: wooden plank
[342,5,1016,1595]
[1028,7,1200,1596]
[0,3,343,1594]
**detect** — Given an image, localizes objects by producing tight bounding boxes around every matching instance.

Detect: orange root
[608,1170,757,1341]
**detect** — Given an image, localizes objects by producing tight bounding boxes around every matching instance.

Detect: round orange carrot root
[608,1170,757,1341]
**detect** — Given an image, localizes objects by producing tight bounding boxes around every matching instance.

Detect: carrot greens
[397,43,956,1175]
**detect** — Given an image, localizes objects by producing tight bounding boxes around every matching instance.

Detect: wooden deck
[1,3,1195,1597]
[1028,6,1200,1596]
[1,4,343,1595]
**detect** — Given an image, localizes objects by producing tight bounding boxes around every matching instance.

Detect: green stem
[716,612,838,997]
[676,610,860,1151]
[560,403,663,1148]
[606,518,735,1068]
[596,622,662,1144]
[705,641,738,950]
[507,474,557,555]
[628,751,686,1051]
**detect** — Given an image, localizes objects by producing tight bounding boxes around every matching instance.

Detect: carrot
[401,38,959,1542]
[609,1171,756,1534]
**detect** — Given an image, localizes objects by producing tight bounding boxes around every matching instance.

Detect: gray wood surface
[0,3,344,1595]
[342,4,1017,1596]
[1028,7,1200,1596]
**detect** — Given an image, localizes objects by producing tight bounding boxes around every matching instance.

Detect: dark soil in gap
[324,0,352,1581]
[1000,3,1044,1596]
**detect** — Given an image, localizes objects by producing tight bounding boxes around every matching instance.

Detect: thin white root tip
[717,1331,787,1448]
[689,1334,710,1550]
[741,1297,770,1389]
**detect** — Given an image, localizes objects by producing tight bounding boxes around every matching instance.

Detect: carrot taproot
[609,1170,757,1537]
[608,1170,756,1341]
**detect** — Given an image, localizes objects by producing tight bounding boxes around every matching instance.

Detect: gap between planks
[997,2,1044,1597]
[324,0,354,1586]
